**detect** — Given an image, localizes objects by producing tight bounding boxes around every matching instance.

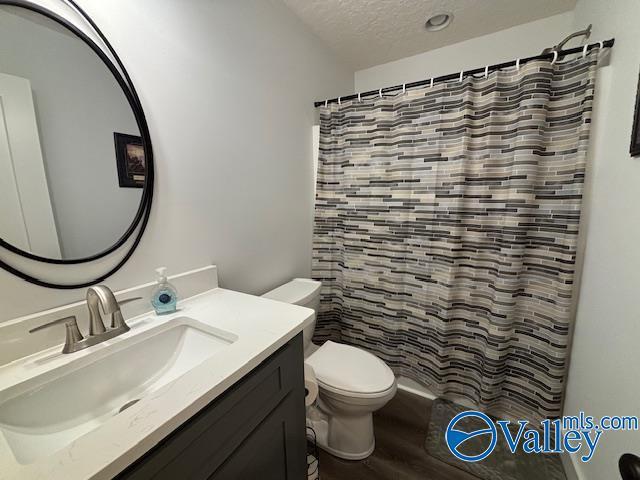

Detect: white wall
[0,7,142,259]
[563,1,640,478]
[4,4,637,477]
[0,0,353,322]
[354,12,574,92]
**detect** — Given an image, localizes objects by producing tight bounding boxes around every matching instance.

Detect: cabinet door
[208,392,306,480]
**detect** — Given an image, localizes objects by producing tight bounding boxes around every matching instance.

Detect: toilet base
[320,437,375,460]
[307,407,376,460]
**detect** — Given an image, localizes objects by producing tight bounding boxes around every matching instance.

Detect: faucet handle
[29,316,84,354]
[111,296,142,329]
[117,296,142,307]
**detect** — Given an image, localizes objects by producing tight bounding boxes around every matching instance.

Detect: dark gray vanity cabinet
[117,334,307,480]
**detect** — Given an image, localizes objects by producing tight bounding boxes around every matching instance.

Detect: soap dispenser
[151,267,178,314]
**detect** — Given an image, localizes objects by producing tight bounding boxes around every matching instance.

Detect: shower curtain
[312,51,599,423]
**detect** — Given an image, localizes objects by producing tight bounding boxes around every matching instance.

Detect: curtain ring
[379,88,383,98]
[599,41,604,50]
[551,51,558,64]
[484,65,489,78]
[324,99,328,107]
[338,96,341,105]
[402,83,406,94]
[358,92,361,102]
[430,78,434,88]
[582,44,589,58]
[459,70,464,83]
[515,58,520,71]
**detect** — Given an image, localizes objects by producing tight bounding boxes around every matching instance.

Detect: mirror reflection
[0,6,145,260]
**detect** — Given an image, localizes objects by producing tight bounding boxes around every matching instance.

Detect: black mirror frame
[0,0,154,289]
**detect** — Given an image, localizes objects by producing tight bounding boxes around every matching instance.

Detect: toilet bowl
[262,278,397,460]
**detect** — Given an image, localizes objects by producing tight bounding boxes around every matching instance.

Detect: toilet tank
[262,278,321,352]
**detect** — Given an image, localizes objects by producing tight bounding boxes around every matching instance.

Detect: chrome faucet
[86,285,120,335]
[29,285,141,354]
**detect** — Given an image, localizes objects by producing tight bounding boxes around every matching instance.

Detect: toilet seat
[318,379,397,400]
[306,341,395,397]
[262,281,396,460]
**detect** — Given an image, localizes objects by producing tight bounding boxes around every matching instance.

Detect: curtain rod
[314,38,615,107]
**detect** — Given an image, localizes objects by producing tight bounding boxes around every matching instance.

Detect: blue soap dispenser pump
[151,267,178,314]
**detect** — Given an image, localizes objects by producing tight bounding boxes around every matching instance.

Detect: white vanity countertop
[0,288,314,480]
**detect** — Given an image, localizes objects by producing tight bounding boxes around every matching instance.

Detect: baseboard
[561,451,583,480]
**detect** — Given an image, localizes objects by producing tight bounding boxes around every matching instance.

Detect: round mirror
[0,4,150,263]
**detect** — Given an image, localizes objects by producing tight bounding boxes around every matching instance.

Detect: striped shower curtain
[312,51,599,423]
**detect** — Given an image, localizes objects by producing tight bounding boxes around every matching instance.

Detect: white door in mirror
[0,73,60,258]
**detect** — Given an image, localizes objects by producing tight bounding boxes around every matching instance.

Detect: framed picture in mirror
[631,72,640,157]
[114,132,145,188]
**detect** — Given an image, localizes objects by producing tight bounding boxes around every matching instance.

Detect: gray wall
[0,0,353,320]
[563,0,640,478]
[0,7,142,259]
[354,12,575,91]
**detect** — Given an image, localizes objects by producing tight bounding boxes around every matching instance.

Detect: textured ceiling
[282,0,577,70]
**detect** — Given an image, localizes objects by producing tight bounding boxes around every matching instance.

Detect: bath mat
[424,398,566,480]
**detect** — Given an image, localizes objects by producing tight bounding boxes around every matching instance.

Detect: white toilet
[263,278,397,460]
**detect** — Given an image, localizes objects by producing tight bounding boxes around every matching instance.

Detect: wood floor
[318,390,479,480]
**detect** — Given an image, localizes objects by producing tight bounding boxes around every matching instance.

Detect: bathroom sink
[0,317,237,464]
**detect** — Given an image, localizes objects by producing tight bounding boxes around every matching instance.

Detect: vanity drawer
[117,334,306,480]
